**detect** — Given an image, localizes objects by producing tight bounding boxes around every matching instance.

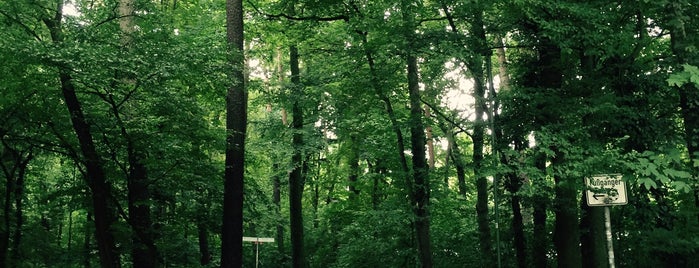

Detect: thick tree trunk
[524,33,581,267]
[127,161,158,268]
[553,167,582,268]
[116,0,159,266]
[580,201,607,268]
[667,1,699,220]
[288,44,306,268]
[221,0,246,266]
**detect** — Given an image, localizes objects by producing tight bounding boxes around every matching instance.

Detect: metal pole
[255,241,260,268]
[604,206,615,268]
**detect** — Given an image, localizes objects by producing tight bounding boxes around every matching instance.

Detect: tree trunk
[198,221,211,265]
[117,0,159,266]
[44,3,120,266]
[580,200,608,268]
[83,212,91,268]
[553,166,582,268]
[667,1,699,221]
[399,1,433,264]
[469,10,494,266]
[272,163,285,256]
[532,147,549,267]
[510,189,527,268]
[221,0,246,266]
[10,152,30,264]
[407,52,432,268]
[424,106,435,169]
[359,31,411,190]
[273,48,286,260]
[288,43,306,268]
[439,124,467,196]
[441,2,494,262]
[535,39,582,267]
[348,135,360,201]
[0,147,12,268]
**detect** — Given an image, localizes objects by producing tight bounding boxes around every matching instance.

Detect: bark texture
[221,0,246,266]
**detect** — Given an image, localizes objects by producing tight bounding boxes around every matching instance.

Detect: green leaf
[670,181,692,193]
[668,64,699,87]
[638,177,657,190]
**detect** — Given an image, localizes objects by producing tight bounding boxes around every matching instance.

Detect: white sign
[585,174,627,206]
[243,237,275,243]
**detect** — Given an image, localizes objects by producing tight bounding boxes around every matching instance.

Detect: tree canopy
[1,0,698,267]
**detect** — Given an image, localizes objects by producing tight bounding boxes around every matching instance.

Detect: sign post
[243,237,275,268]
[585,174,627,268]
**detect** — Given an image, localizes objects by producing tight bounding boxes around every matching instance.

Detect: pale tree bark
[424,106,435,169]
[221,0,246,266]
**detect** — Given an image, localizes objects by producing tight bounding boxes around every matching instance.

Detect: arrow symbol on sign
[593,194,606,200]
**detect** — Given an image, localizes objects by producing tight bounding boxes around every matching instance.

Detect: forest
[1,0,698,267]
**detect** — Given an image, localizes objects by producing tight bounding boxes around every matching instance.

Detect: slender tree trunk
[532,149,549,267]
[273,48,286,260]
[441,2,494,262]
[437,121,467,196]
[272,163,285,253]
[0,147,13,267]
[502,142,527,268]
[469,11,494,266]
[424,107,435,169]
[44,3,119,266]
[198,221,211,265]
[359,31,411,189]
[11,153,30,264]
[510,188,527,268]
[348,135,360,201]
[221,0,246,266]
[400,1,432,265]
[288,44,306,268]
[407,53,432,268]
[84,212,92,268]
[68,210,74,250]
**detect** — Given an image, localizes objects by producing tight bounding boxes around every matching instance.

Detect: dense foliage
[1,0,698,267]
